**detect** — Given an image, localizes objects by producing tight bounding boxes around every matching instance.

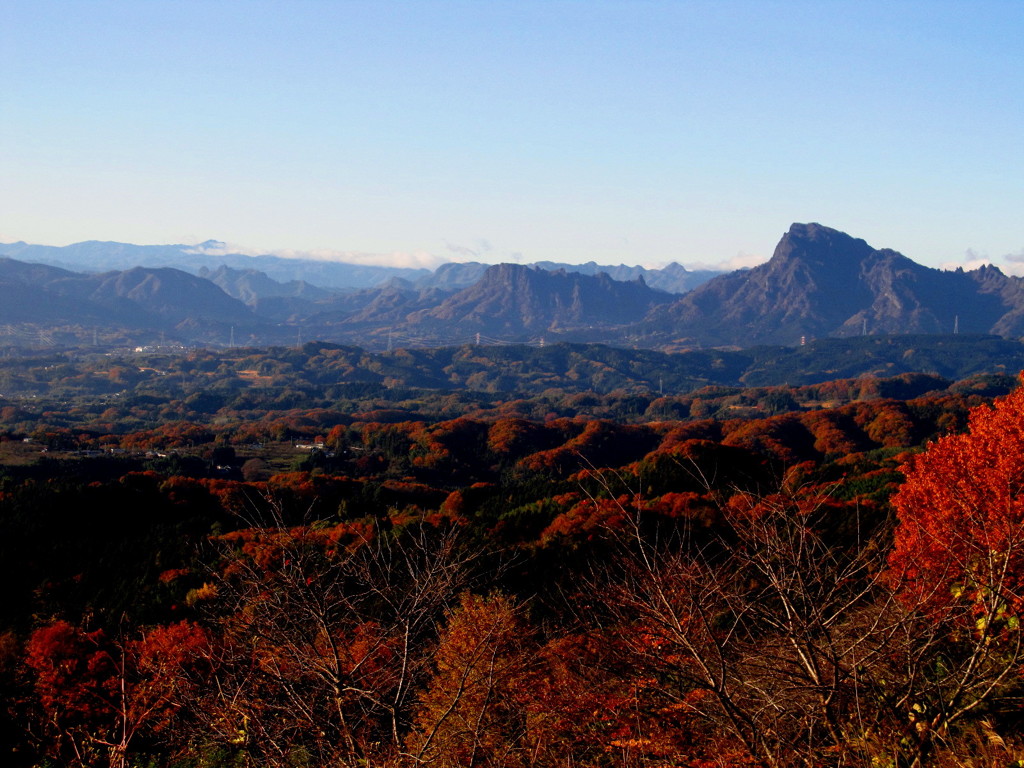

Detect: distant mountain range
[406,259,719,294]
[0,240,430,290]
[0,239,714,293]
[0,257,251,331]
[3,224,1024,351]
[644,223,1024,346]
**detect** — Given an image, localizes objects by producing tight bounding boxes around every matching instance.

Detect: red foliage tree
[721,413,815,465]
[800,410,867,458]
[886,383,1024,762]
[24,620,209,768]
[890,384,1024,613]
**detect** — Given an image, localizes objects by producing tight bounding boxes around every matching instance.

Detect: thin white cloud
[939,247,995,273]
[271,249,447,270]
[182,240,233,256]
[936,247,1024,277]
[683,251,766,272]
[182,241,448,269]
[298,249,445,270]
[440,239,541,266]
[444,243,483,261]
[998,258,1024,278]
[443,238,497,263]
[940,248,989,270]
[942,257,1001,272]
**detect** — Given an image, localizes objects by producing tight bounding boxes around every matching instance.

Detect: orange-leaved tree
[194,510,477,767]
[887,380,1024,764]
[405,591,539,768]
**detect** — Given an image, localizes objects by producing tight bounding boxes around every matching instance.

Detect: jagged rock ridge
[646,223,1024,346]
[403,263,675,337]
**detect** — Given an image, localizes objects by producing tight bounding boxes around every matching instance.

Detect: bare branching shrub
[183,503,479,767]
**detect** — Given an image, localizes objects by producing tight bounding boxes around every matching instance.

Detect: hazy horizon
[0,232,764,272]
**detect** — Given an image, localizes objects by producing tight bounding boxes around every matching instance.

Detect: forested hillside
[3,335,1024,403]
[1,339,1023,766]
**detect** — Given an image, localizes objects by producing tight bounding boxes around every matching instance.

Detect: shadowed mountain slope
[403,264,675,337]
[0,258,255,329]
[647,223,1024,346]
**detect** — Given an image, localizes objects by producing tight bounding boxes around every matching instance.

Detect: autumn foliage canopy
[890,381,1024,615]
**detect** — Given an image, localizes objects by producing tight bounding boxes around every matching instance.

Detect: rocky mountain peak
[769,223,875,270]
[646,223,1024,346]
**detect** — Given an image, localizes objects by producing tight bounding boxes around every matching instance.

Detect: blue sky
[2,0,1022,271]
